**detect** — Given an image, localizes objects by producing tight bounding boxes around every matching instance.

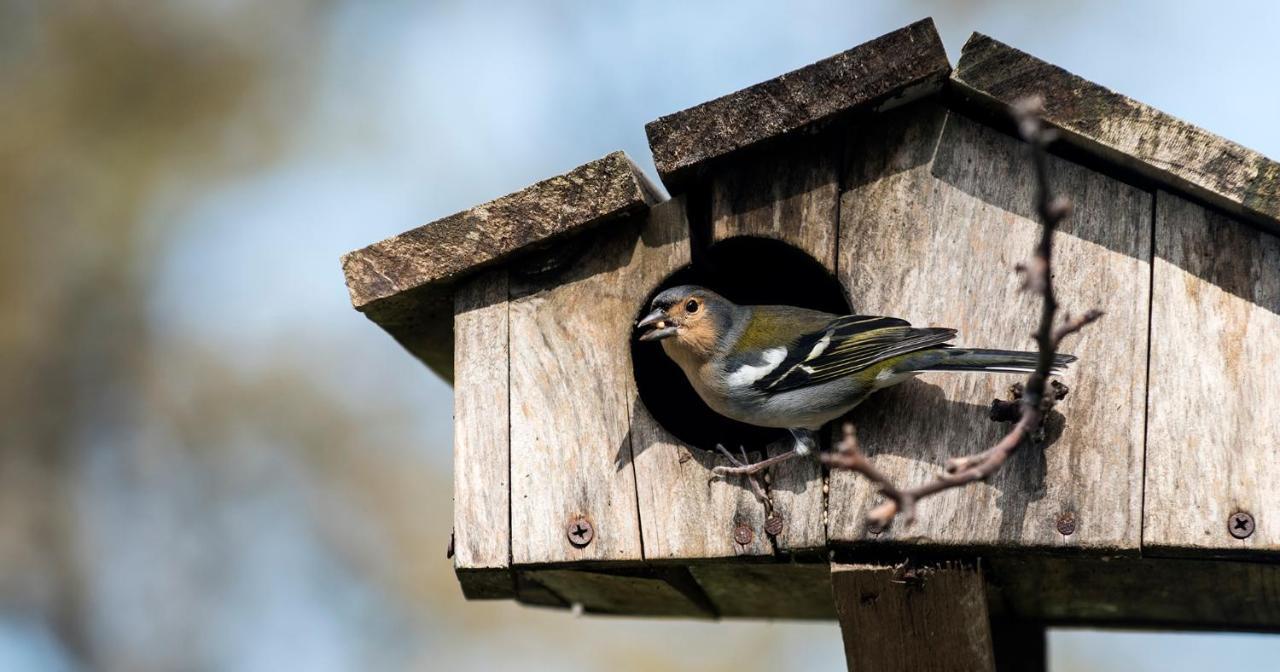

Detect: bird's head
[635,285,735,354]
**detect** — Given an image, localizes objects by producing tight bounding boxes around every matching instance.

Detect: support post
[831,562,994,672]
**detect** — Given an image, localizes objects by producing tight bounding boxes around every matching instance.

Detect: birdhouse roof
[341,17,1280,379]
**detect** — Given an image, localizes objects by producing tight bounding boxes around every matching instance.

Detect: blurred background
[2,1,1278,670]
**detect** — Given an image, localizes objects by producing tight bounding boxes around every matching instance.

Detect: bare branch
[825,96,1105,531]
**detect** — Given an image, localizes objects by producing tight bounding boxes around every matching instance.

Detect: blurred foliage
[0,3,828,669]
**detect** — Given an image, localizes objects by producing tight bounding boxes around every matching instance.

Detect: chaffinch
[635,285,1075,476]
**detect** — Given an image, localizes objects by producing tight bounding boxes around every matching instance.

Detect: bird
[634,285,1075,476]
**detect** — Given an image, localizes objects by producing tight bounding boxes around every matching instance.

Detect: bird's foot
[712,445,772,505]
[713,443,752,471]
[712,446,802,477]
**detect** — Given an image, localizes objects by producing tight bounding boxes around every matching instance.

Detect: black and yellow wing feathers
[753,313,956,393]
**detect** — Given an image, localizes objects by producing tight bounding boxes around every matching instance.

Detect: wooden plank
[828,102,1151,551]
[494,552,1280,629]
[645,19,949,191]
[689,562,836,619]
[1144,191,1280,556]
[342,151,661,380]
[832,562,994,671]
[952,32,1280,233]
[987,555,1280,630]
[660,127,839,555]
[520,569,712,618]
[508,213,655,564]
[452,269,513,599]
[710,130,840,268]
[629,198,777,560]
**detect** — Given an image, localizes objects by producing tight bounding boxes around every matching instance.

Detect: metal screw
[1056,511,1077,536]
[566,516,594,547]
[1229,511,1255,539]
[764,513,784,537]
[733,523,754,546]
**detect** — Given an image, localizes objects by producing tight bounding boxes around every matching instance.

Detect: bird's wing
[753,315,957,393]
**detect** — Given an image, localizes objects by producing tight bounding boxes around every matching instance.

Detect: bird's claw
[713,443,749,470]
[712,445,771,505]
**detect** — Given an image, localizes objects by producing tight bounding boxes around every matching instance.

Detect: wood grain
[711,130,840,269]
[952,32,1280,233]
[832,563,994,671]
[520,569,711,617]
[646,19,948,191]
[508,216,651,564]
[452,269,513,598]
[828,102,1151,551]
[511,556,1280,630]
[988,555,1280,629]
[1144,191,1280,556]
[343,151,661,380]
[689,562,836,619]
[630,198,777,560]
[692,134,838,554]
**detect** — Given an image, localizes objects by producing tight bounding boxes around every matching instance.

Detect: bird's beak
[636,308,677,342]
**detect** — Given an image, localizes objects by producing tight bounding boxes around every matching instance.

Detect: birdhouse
[342,18,1280,664]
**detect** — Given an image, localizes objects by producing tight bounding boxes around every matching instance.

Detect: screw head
[733,523,754,546]
[764,513,784,537]
[566,516,594,547]
[1056,512,1077,536]
[1229,511,1255,539]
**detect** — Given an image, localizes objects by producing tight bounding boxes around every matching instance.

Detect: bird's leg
[712,444,770,504]
[711,429,815,477]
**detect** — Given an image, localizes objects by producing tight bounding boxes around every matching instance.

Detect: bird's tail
[915,348,1076,374]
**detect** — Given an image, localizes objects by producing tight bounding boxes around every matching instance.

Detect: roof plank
[339,151,662,380]
[342,151,661,311]
[952,32,1280,231]
[645,18,950,191]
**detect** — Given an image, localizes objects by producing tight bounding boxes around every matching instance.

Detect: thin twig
[823,96,1104,531]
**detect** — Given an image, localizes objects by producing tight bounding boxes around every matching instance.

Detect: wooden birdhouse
[342,18,1280,667]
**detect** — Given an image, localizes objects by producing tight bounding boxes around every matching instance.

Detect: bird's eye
[685,299,699,313]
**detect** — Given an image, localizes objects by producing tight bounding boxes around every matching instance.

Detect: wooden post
[831,563,995,672]
[452,269,513,598]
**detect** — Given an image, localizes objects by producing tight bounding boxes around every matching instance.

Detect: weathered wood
[952,32,1280,233]
[828,102,1151,550]
[987,555,1280,630]
[1144,191,1280,556]
[631,427,775,560]
[689,562,836,619]
[628,198,775,560]
[508,554,1280,629]
[699,131,839,554]
[832,563,995,671]
[646,19,949,191]
[508,215,655,564]
[520,569,712,617]
[710,130,840,269]
[452,269,513,599]
[342,151,661,379]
